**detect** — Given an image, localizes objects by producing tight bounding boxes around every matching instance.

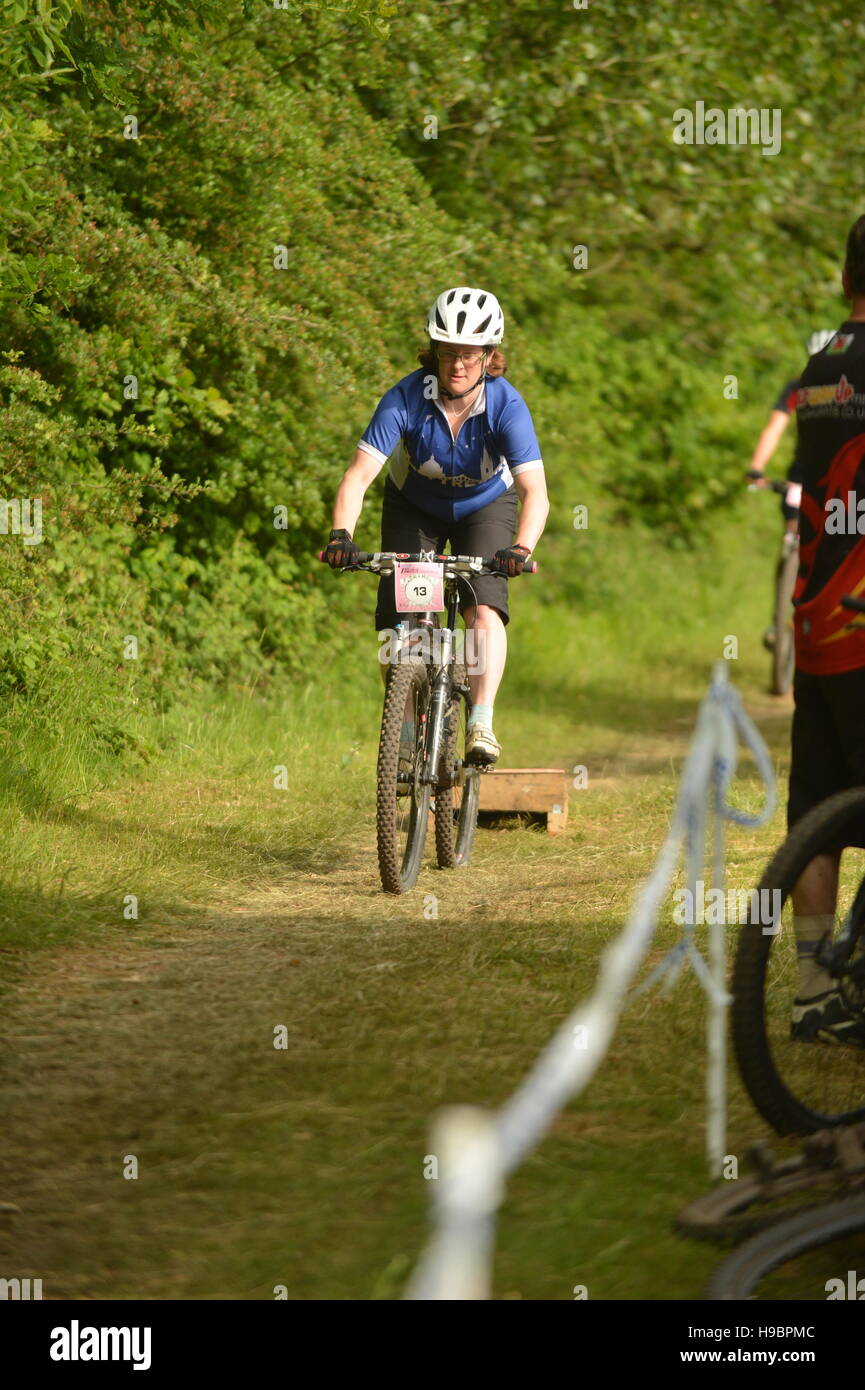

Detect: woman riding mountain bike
[324,286,550,766]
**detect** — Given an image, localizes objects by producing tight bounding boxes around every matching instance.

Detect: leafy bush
[0,0,856,752]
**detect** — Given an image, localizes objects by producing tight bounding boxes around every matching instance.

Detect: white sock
[793,914,836,997]
[468,703,493,731]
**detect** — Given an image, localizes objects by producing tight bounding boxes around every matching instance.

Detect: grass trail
[0,509,821,1299]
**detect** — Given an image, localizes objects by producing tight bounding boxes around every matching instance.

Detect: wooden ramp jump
[447,767,568,835]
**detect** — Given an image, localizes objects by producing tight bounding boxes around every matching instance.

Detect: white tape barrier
[405,662,776,1300]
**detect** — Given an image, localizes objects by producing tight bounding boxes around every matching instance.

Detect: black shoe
[791,989,865,1048]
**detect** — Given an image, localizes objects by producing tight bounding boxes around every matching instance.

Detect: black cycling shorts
[787,665,865,846]
[373,476,519,632]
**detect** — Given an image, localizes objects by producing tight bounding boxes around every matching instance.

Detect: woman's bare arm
[332,448,386,535]
[513,468,550,551]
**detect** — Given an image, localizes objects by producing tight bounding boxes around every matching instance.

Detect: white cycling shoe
[465,725,501,766]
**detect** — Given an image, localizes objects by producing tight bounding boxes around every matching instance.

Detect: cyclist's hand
[325,529,360,568]
[492,543,531,577]
[745,469,767,487]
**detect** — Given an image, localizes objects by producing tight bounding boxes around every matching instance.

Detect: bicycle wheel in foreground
[706,1194,865,1299]
[771,540,798,696]
[376,660,432,894]
[732,787,865,1135]
[434,666,481,871]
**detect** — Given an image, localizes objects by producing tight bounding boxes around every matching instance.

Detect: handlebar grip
[526,560,537,574]
[317,549,376,565]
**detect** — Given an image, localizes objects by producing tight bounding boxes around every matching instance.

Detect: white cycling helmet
[426,287,504,346]
[806,329,835,356]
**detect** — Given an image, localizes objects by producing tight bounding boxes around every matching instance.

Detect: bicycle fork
[419,621,455,786]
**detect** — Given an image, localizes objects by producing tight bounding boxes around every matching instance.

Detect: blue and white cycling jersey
[357,369,544,522]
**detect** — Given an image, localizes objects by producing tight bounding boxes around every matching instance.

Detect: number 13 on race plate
[394,561,444,613]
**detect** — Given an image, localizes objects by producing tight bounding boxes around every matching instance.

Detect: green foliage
[0,0,859,748]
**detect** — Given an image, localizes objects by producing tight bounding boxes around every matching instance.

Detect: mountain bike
[318,549,535,894]
[746,470,800,696]
[732,595,865,1135]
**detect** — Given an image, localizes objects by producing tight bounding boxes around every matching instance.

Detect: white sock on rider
[468,703,494,731]
[793,913,836,998]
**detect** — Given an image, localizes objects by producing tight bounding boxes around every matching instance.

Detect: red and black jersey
[773,377,800,415]
[773,376,804,483]
[794,322,865,675]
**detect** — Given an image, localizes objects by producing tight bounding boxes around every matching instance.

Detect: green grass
[1,498,826,1300]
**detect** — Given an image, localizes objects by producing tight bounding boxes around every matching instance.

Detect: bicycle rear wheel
[706,1194,865,1299]
[376,660,432,894]
[434,667,481,870]
[732,787,865,1135]
[771,538,798,696]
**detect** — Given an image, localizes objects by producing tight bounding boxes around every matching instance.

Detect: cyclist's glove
[325,528,360,569]
[492,543,531,577]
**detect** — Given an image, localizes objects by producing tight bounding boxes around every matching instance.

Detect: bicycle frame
[383,558,478,788]
[324,545,535,789]
[411,578,467,795]
[817,872,865,990]
[318,546,536,891]
[747,473,801,695]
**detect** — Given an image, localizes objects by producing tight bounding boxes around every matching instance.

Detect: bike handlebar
[316,550,537,574]
[746,469,796,498]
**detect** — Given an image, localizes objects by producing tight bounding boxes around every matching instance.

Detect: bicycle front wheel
[434,668,481,870]
[732,787,865,1135]
[771,539,798,696]
[376,660,432,894]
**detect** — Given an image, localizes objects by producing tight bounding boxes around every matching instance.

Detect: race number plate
[393,560,443,613]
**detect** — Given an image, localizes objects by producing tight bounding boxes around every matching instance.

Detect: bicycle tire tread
[706,1194,865,1299]
[732,786,865,1135]
[376,662,430,894]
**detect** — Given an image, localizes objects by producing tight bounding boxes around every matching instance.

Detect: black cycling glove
[325,528,360,569]
[492,543,531,577]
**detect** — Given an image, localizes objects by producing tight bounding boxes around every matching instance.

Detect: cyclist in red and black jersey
[746,333,833,652]
[747,337,834,533]
[784,215,865,1047]
[747,333,835,522]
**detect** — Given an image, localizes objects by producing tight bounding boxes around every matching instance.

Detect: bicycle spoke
[733,789,865,1134]
[760,849,865,1125]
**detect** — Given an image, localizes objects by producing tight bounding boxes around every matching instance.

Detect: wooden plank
[476,769,566,814]
[432,768,568,836]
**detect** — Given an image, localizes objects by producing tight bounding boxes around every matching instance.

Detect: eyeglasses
[436,348,488,364]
